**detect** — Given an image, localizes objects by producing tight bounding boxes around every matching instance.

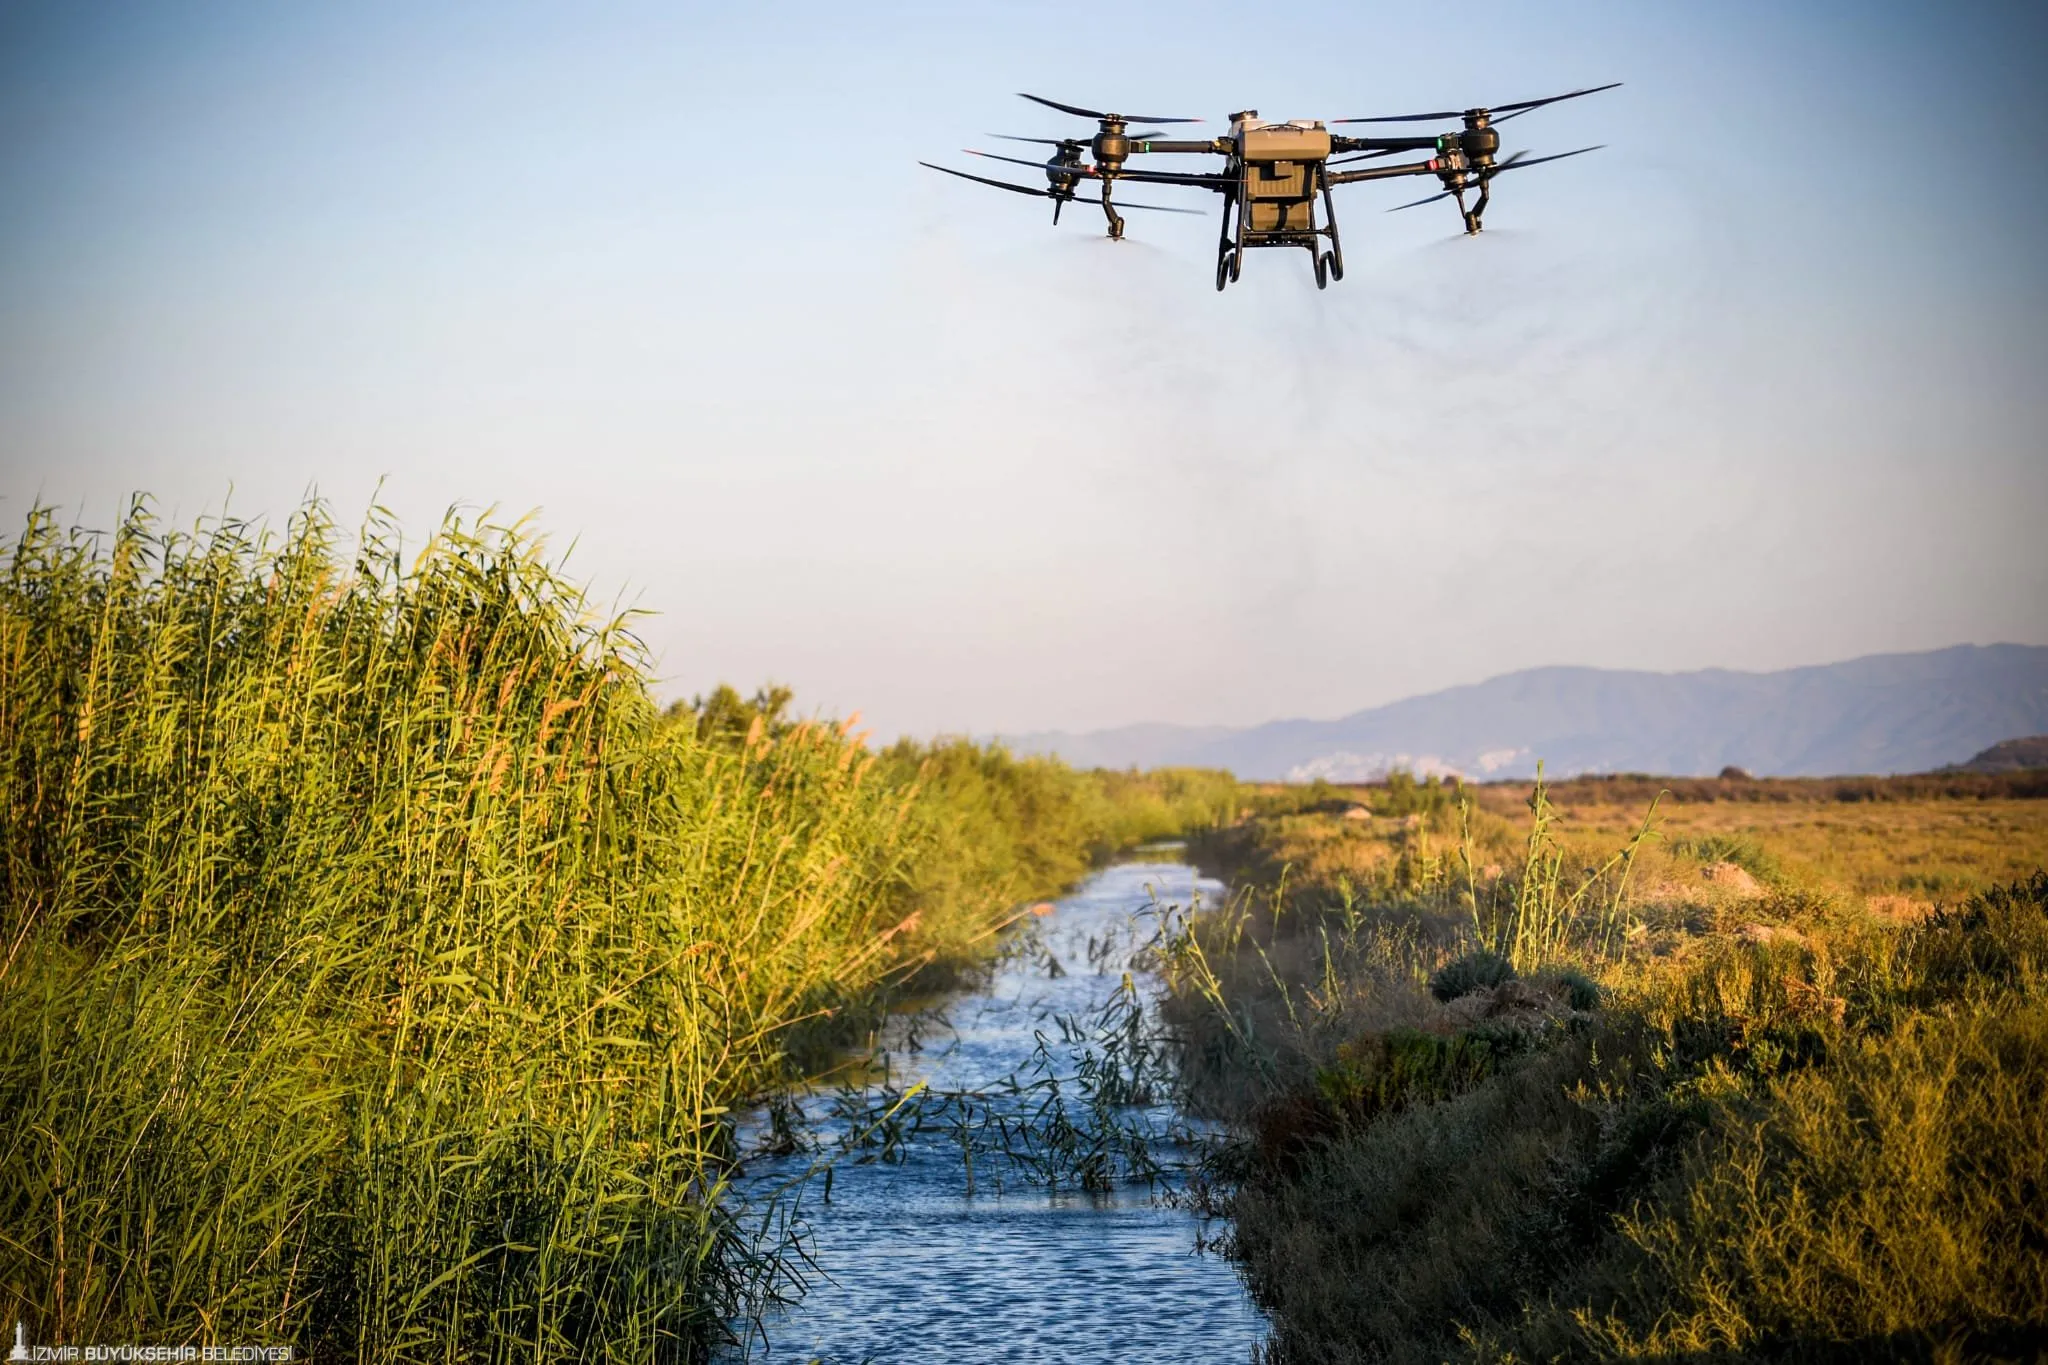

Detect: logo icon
[7,1320,27,1362]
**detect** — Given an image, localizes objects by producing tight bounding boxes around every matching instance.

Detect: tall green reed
[0,498,1228,1361]
[1463,765,1662,971]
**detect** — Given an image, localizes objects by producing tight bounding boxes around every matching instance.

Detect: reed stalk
[0,498,1233,1360]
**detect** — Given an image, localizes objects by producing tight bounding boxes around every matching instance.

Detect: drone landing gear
[1215,199,1232,289]
[1214,176,1346,290]
[1455,178,1492,235]
[1318,177,1345,286]
[1100,183,1126,240]
[1214,192,1246,290]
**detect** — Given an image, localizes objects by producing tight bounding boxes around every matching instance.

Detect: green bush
[1552,966,1603,1011]
[1314,1028,1523,1122]
[1671,830,1783,881]
[1376,767,1459,819]
[1894,869,2048,1006]
[1560,1004,2048,1362]
[1429,949,1516,1001]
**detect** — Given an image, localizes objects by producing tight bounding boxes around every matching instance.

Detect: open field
[1168,772,2048,1363]
[10,496,2043,1362]
[0,500,1233,1362]
[1230,771,2048,907]
[1537,795,2048,904]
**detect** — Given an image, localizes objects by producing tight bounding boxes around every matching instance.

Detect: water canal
[725,858,1266,1363]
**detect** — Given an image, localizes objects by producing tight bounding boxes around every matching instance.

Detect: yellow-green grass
[1199,780,2048,928]
[1547,795,2048,904]
[1168,777,2048,1363]
[0,498,1232,1362]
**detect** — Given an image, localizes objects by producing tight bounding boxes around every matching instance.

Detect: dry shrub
[1232,1038,1601,1365]
[1567,1006,2048,1361]
[1216,870,2048,1365]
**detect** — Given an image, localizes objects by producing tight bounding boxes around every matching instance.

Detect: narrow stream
[726,858,1266,1364]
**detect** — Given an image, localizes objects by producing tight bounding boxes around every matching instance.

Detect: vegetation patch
[1166,770,2048,1364]
[1429,949,1516,1001]
[0,499,1233,1361]
[1671,830,1785,881]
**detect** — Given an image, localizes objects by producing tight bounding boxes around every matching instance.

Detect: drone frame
[925,86,1619,290]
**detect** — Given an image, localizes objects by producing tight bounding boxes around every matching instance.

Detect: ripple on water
[725,863,1265,1364]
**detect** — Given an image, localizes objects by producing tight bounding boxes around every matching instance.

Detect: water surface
[728,861,1265,1364]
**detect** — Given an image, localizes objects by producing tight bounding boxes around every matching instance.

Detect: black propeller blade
[1384,151,1530,209]
[1326,147,1410,168]
[1388,185,1463,212]
[1384,145,1603,212]
[1488,144,1603,173]
[1334,108,1465,125]
[967,149,1086,173]
[1336,81,1620,124]
[1490,82,1623,115]
[962,150,1230,189]
[921,162,1204,214]
[923,163,1049,198]
[1017,92,1199,124]
[1092,198,1207,214]
[989,130,1168,146]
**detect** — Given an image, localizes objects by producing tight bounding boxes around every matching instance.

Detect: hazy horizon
[998,641,2048,740]
[5,1,2045,740]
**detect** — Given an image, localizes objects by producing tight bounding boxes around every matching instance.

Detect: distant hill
[1943,736,2048,774]
[996,721,1241,772]
[1003,645,2048,781]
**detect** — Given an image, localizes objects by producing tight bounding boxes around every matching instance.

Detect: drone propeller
[1336,107,1464,125]
[1017,92,1200,124]
[1335,82,1620,124]
[964,150,1232,191]
[1326,147,1410,168]
[1385,146,1603,211]
[1381,150,1533,210]
[990,130,1169,147]
[1492,83,1623,121]
[1387,187,1455,212]
[1483,145,1602,174]
[921,162,1204,214]
[967,148,1085,173]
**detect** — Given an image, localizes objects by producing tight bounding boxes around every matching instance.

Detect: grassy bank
[0,499,1233,1361]
[1168,773,2048,1363]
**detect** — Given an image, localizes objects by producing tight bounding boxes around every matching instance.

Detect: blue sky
[3,1,2043,737]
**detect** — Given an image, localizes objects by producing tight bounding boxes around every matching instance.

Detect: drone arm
[1330,134,1439,155]
[1129,138,1229,155]
[1104,166,1234,189]
[1326,158,1441,186]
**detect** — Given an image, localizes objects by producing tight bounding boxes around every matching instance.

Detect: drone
[922,85,1619,290]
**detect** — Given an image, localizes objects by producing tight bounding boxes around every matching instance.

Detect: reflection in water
[725,862,1265,1364]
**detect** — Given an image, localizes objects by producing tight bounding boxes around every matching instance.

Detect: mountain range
[1001,645,2048,781]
